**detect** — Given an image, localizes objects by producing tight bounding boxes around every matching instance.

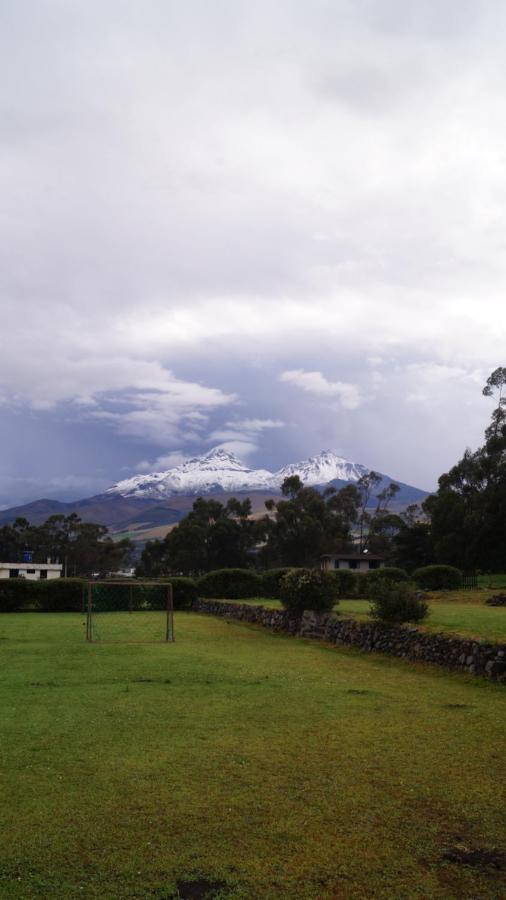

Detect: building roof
[0,561,63,569]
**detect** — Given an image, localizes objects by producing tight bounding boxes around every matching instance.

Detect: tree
[0,514,133,576]
[257,477,361,568]
[423,368,506,571]
[137,496,257,576]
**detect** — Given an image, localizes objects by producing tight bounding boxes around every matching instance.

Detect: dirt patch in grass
[176,877,230,898]
[443,844,506,870]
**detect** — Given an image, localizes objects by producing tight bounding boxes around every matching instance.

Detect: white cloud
[206,417,286,459]
[225,418,285,431]
[135,451,187,472]
[280,370,362,410]
[211,440,259,459]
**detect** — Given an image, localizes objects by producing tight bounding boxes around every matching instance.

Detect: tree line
[137,473,406,576]
[0,514,133,577]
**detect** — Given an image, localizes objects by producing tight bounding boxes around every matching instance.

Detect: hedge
[0,578,86,612]
[413,565,463,590]
[261,568,295,599]
[197,569,263,599]
[356,567,409,598]
[148,577,197,609]
[330,569,357,597]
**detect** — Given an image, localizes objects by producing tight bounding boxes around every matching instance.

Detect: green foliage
[0,578,86,612]
[368,566,409,584]
[261,567,295,598]
[0,578,31,611]
[0,514,133,577]
[138,497,257,576]
[413,565,463,591]
[393,519,433,572]
[331,568,357,597]
[423,368,506,571]
[279,568,339,615]
[369,579,429,625]
[357,567,409,598]
[257,479,361,568]
[197,568,263,599]
[149,577,197,609]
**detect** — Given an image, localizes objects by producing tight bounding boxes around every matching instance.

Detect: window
[348,559,358,570]
[334,560,340,569]
[368,560,380,570]
[9,569,19,578]
[26,569,36,574]
[39,570,48,580]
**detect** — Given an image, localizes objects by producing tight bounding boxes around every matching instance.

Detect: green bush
[357,567,409,598]
[0,578,31,612]
[148,577,197,609]
[369,579,429,625]
[279,568,339,616]
[0,578,86,612]
[331,569,357,597]
[197,568,263,599]
[413,565,462,591]
[35,579,86,612]
[261,568,295,599]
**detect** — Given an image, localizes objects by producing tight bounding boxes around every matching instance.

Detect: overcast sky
[1,0,506,506]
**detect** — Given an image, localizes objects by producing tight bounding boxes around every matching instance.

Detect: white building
[321,553,385,573]
[0,559,63,580]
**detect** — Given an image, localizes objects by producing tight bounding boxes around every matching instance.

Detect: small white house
[321,553,385,573]
[0,559,62,581]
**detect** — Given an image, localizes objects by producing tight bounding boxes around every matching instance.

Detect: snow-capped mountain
[275,450,369,487]
[108,447,371,499]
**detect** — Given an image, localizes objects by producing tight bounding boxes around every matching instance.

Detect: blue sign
[22,551,33,563]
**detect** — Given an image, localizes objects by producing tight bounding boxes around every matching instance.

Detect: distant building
[0,557,62,580]
[321,553,385,573]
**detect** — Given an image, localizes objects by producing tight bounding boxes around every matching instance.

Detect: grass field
[478,573,506,589]
[1,612,505,899]
[339,597,506,643]
[235,593,506,643]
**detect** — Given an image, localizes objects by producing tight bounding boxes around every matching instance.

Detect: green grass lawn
[234,593,506,643]
[339,598,506,643]
[0,612,505,899]
[478,573,506,589]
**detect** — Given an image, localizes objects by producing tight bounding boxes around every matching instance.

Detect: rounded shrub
[413,565,462,591]
[197,568,263,600]
[261,568,295,599]
[279,568,339,616]
[369,579,429,625]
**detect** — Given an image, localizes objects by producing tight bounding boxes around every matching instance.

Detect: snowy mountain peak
[107,447,371,499]
[274,450,369,487]
[199,447,249,469]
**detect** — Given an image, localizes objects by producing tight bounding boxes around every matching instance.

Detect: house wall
[322,558,385,572]
[0,565,62,580]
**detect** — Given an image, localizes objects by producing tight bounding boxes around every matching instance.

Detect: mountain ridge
[0,448,429,529]
[107,447,374,499]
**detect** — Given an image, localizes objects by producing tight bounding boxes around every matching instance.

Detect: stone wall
[191,598,506,682]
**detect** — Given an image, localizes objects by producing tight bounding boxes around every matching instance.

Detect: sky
[1,0,506,506]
